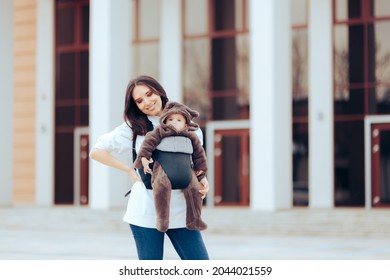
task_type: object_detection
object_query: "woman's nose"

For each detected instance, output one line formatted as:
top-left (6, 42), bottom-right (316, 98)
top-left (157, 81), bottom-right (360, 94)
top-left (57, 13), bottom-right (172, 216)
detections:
top-left (144, 97), bottom-right (151, 106)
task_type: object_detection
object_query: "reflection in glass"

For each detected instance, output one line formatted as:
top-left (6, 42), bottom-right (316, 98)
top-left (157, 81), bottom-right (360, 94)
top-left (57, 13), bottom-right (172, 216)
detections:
top-left (183, 39), bottom-right (210, 125)
top-left (291, 0), bottom-right (307, 25)
top-left (212, 96), bottom-right (248, 120)
top-left (292, 29), bottom-right (308, 117)
top-left (292, 29), bottom-right (308, 101)
top-left (334, 26), bottom-right (349, 88)
top-left (138, 0), bottom-right (160, 39)
top-left (334, 25), bottom-right (365, 87)
top-left (133, 44), bottom-right (159, 79)
top-left (184, 0), bottom-right (208, 35)
top-left (368, 22), bottom-right (390, 84)
top-left (374, 0), bottom-right (390, 17)
top-left (211, 35), bottom-right (249, 120)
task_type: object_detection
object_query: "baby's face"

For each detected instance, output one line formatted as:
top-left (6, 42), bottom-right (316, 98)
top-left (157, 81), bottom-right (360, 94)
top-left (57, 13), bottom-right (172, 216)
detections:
top-left (166, 113), bottom-right (187, 131)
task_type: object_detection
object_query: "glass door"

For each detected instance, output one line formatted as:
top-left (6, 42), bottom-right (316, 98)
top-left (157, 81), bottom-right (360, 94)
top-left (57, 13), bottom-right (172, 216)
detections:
top-left (214, 129), bottom-right (249, 206)
top-left (371, 123), bottom-right (390, 207)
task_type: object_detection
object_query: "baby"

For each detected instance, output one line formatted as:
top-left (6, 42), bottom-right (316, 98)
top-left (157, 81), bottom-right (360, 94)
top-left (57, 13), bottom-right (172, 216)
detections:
top-left (134, 101), bottom-right (207, 232)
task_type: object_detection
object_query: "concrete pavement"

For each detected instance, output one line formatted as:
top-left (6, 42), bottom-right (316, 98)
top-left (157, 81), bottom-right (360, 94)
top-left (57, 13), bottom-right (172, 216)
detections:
top-left (1, 206), bottom-right (389, 260)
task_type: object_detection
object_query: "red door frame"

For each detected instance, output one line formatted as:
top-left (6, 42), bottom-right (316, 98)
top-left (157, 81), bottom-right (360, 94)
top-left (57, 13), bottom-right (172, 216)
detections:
top-left (214, 129), bottom-right (249, 206)
top-left (371, 123), bottom-right (390, 208)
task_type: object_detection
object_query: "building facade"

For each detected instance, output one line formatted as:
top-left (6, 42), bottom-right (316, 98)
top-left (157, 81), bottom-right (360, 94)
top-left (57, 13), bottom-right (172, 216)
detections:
top-left (1, 0), bottom-right (389, 210)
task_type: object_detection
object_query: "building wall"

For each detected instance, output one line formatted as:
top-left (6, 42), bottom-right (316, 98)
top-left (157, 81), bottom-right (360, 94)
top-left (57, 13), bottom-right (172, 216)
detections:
top-left (0, 0), bottom-right (14, 206)
top-left (12, 0), bottom-right (37, 204)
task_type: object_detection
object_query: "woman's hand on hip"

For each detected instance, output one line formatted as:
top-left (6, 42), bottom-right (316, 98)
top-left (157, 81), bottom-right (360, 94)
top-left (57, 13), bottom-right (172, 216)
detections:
top-left (128, 168), bottom-right (141, 185)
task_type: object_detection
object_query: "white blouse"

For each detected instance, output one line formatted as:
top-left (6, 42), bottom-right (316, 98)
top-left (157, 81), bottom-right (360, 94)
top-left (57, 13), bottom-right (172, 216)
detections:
top-left (92, 116), bottom-right (204, 229)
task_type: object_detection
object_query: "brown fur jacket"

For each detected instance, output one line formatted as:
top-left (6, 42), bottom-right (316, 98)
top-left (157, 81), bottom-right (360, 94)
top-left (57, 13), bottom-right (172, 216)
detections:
top-left (134, 125), bottom-right (207, 180)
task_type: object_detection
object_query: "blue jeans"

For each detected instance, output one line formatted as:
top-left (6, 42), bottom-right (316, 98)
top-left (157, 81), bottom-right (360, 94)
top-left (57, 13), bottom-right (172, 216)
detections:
top-left (129, 224), bottom-right (209, 260)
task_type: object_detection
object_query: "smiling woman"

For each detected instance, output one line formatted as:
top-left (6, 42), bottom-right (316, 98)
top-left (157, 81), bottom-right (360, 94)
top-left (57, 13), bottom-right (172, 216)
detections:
top-left (89, 75), bottom-right (210, 260)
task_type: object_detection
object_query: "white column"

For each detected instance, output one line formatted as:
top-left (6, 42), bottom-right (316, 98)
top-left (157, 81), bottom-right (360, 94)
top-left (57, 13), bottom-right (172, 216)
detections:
top-left (0, 0), bottom-right (13, 206)
top-left (89, 0), bottom-right (132, 209)
top-left (35, 0), bottom-right (55, 206)
top-left (249, 0), bottom-right (292, 210)
top-left (308, 0), bottom-right (334, 208)
top-left (160, 0), bottom-right (182, 102)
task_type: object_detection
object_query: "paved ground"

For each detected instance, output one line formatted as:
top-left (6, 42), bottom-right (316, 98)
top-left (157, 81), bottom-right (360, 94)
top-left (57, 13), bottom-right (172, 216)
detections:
top-left (1, 206), bottom-right (390, 260)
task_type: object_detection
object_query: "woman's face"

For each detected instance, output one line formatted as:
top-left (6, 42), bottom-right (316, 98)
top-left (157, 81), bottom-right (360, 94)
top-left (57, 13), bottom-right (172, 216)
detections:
top-left (132, 84), bottom-right (163, 116)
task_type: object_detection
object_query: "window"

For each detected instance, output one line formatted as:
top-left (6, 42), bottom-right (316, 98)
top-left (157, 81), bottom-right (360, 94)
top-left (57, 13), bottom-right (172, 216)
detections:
top-left (182, 0), bottom-right (249, 125)
top-left (55, 0), bottom-right (89, 204)
top-left (132, 0), bottom-right (160, 78)
top-left (333, 0), bottom-right (390, 206)
top-left (291, 0), bottom-right (309, 206)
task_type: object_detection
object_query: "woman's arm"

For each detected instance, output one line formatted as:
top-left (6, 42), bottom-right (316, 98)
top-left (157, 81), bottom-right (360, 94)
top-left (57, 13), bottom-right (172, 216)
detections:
top-left (89, 147), bottom-right (141, 184)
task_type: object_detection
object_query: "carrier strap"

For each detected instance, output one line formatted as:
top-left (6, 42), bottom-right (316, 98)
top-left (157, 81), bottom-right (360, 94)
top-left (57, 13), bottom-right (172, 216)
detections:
top-left (124, 120), bottom-right (154, 197)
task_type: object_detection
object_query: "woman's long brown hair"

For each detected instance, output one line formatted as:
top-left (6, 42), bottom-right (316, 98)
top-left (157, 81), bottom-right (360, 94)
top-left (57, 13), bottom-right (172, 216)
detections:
top-left (123, 75), bottom-right (169, 139)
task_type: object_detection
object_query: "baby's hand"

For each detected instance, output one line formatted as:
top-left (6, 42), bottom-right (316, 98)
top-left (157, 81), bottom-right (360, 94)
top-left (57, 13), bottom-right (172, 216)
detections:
top-left (141, 157), bottom-right (153, 174)
top-left (195, 170), bottom-right (205, 176)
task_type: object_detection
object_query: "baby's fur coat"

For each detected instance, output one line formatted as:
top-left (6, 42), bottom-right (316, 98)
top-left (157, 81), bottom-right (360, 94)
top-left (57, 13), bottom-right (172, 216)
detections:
top-left (134, 101), bottom-right (207, 232)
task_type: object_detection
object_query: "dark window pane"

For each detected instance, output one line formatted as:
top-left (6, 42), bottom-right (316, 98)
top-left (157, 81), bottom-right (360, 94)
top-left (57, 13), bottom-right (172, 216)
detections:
top-left (56, 0), bottom-right (80, 3)
top-left (213, 0), bottom-right (242, 31)
top-left (80, 105), bottom-right (89, 126)
top-left (293, 123), bottom-right (308, 206)
top-left (348, 25), bottom-right (365, 84)
top-left (55, 132), bottom-right (74, 204)
top-left (56, 53), bottom-right (76, 100)
top-left (82, 5), bottom-right (89, 43)
top-left (293, 99), bottom-right (308, 117)
top-left (369, 87), bottom-right (390, 114)
top-left (56, 105), bottom-right (75, 127)
top-left (56, 7), bottom-right (75, 46)
top-left (220, 135), bottom-right (241, 203)
top-left (212, 96), bottom-right (249, 120)
top-left (212, 37), bottom-right (238, 91)
top-left (80, 51), bottom-right (89, 99)
top-left (379, 130), bottom-right (390, 203)
top-left (334, 121), bottom-right (365, 206)
top-left (334, 88), bottom-right (365, 115)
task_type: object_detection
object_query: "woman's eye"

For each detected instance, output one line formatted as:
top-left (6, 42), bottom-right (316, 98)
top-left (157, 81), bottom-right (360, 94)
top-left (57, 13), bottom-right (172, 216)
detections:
top-left (136, 99), bottom-right (143, 104)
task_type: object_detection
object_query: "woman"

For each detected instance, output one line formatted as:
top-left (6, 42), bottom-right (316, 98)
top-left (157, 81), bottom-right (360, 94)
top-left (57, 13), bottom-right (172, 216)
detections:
top-left (89, 75), bottom-right (210, 260)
